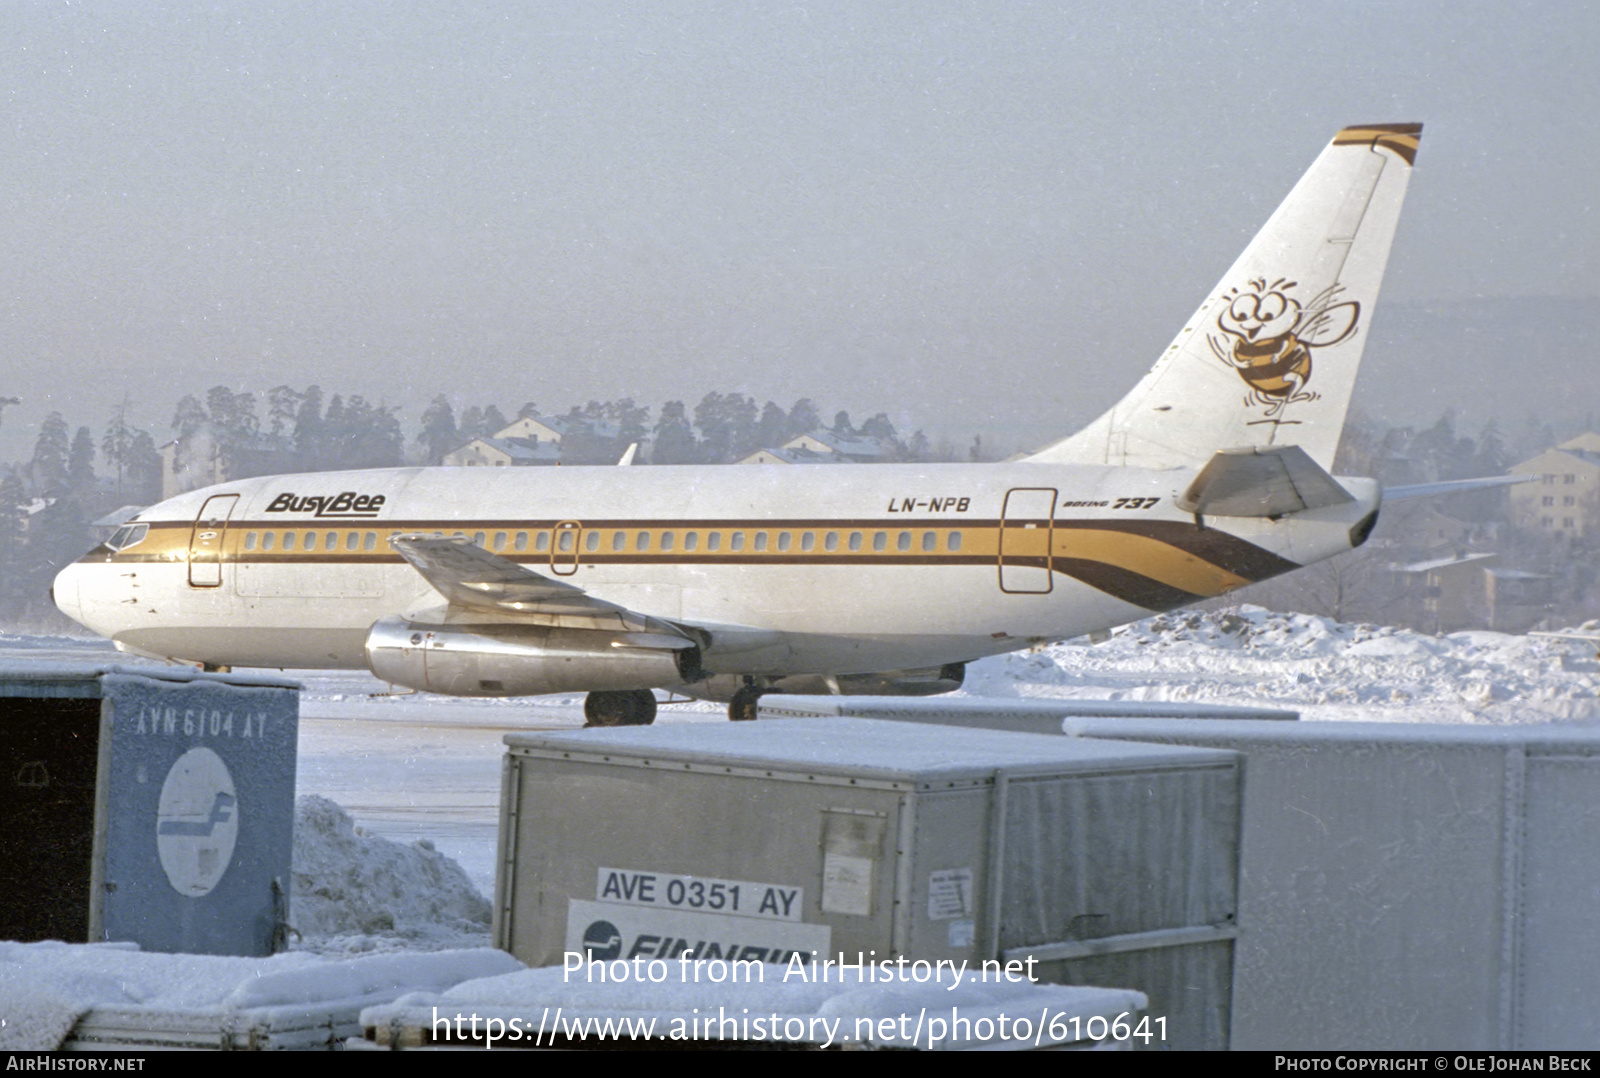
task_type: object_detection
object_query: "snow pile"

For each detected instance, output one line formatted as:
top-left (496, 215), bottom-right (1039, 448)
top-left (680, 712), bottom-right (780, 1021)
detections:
top-left (292, 796), bottom-right (492, 953)
top-left (963, 606), bottom-right (1600, 724)
top-left (0, 940), bottom-right (519, 1051)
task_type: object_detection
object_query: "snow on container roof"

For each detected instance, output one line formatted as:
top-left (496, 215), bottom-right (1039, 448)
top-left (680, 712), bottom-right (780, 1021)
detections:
top-left (0, 662), bottom-right (300, 694)
top-left (359, 962), bottom-right (1147, 1050)
top-left (0, 940), bottom-right (521, 1051)
top-left (503, 716), bottom-right (1234, 786)
top-left (1063, 717), bottom-right (1600, 750)
top-left (761, 694), bottom-right (1298, 722)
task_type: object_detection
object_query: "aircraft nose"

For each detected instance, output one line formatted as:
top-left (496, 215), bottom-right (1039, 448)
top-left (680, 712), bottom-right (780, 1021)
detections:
top-left (53, 560), bottom-right (88, 629)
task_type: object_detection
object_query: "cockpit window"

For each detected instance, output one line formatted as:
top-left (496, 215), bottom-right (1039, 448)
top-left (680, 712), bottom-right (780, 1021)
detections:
top-left (106, 523), bottom-right (149, 551)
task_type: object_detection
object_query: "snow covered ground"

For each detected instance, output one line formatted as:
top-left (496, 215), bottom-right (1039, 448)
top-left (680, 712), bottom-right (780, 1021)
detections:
top-left (959, 606), bottom-right (1600, 724)
top-left (3, 608), bottom-right (1597, 1046)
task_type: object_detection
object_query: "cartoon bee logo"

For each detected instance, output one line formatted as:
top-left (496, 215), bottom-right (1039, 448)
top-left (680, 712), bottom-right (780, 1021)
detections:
top-left (1209, 278), bottom-right (1360, 417)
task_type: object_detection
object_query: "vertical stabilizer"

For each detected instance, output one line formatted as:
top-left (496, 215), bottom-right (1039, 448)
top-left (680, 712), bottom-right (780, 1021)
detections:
top-left (1030, 124), bottom-right (1421, 470)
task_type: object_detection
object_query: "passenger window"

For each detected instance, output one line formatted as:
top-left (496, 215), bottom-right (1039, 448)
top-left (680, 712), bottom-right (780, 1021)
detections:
top-left (612, 531), bottom-right (626, 552)
top-left (364, 532), bottom-right (377, 551)
top-left (873, 532), bottom-right (887, 552)
top-left (535, 531), bottom-right (551, 552)
top-left (244, 532), bottom-right (257, 551)
top-left (636, 532), bottom-right (651, 551)
top-left (684, 532), bottom-right (698, 551)
top-left (849, 532), bottom-right (863, 551)
top-left (558, 531), bottom-right (575, 552)
top-left (473, 531), bottom-right (486, 547)
top-left (922, 531), bottom-right (936, 552)
top-left (948, 531), bottom-right (963, 552)
top-left (324, 532), bottom-right (337, 550)
top-left (661, 532), bottom-right (675, 552)
top-left (493, 532), bottom-right (507, 551)
top-left (514, 532), bottom-right (528, 552)
top-left (585, 530), bottom-right (600, 552)
top-left (346, 532), bottom-right (360, 551)
top-left (898, 531), bottom-right (912, 552)
top-left (304, 531), bottom-right (316, 550)
top-left (777, 532), bottom-right (792, 552)
top-left (731, 532), bottom-right (745, 551)
top-left (824, 532), bottom-right (839, 552)
top-left (282, 532), bottom-right (296, 551)
top-left (707, 532), bottom-right (722, 551)
top-left (754, 532), bottom-right (768, 552)
top-left (800, 532), bottom-right (815, 552)
top-left (262, 532), bottom-right (275, 551)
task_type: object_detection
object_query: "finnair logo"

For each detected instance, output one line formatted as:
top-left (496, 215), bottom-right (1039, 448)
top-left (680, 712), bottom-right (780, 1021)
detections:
top-left (157, 792), bottom-right (236, 837)
top-left (156, 748), bottom-right (240, 897)
top-left (264, 491), bottom-right (386, 517)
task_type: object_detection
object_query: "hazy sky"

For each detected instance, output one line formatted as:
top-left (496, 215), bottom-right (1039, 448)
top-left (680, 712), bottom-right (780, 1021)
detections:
top-left (4, 1), bottom-right (1595, 464)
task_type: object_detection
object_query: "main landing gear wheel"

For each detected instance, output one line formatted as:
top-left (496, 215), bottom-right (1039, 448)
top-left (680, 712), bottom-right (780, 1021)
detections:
top-left (728, 685), bottom-right (763, 722)
top-left (583, 689), bottom-right (658, 727)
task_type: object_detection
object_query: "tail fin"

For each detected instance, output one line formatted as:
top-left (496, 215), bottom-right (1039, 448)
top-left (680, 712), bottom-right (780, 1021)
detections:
top-left (1030, 123), bottom-right (1421, 471)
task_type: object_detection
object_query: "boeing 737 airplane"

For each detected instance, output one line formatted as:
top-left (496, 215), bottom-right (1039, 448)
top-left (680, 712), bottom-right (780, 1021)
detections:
top-left (56, 123), bottom-right (1425, 724)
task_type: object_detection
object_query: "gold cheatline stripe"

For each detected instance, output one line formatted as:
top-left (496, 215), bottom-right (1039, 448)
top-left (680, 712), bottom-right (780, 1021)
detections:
top-left (1332, 123), bottom-right (1421, 165)
top-left (124, 522), bottom-right (1264, 596)
top-left (1059, 529), bottom-right (1251, 596)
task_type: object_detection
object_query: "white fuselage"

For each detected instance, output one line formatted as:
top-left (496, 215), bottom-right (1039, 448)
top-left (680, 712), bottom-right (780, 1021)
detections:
top-left (53, 460), bottom-right (1378, 681)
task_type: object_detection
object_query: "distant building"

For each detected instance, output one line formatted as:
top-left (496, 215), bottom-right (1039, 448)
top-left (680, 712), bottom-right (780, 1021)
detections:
top-left (735, 446), bottom-right (849, 465)
top-left (443, 414), bottom-right (624, 468)
top-left (1388, 503), bottom-right (1478, 558)
top-left (1390, 552), bottom-right (1497, 633)
top-left (17, 496), bottom-right (56, 537)
top-left (444, 436), bottom-right (562, 468)
top-left (1508, 435), bottom-right (1600, 540)
top-left (1484, 567), bottom-right (1554, 632)
top-left (781, 429), bottom-right (893, 463)
top-left (736, 427), bottom-right (897, 466)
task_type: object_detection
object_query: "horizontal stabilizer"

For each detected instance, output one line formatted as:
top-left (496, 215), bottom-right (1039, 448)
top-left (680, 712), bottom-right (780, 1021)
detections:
top-left (1384, 475), bottom-right (1536, 501)
top-left (1177, 445), bottom-right (1354, 518)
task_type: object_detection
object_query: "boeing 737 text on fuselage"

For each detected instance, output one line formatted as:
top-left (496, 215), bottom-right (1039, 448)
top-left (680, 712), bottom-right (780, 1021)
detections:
top-left (55, 124), bottom-right (1423, 724)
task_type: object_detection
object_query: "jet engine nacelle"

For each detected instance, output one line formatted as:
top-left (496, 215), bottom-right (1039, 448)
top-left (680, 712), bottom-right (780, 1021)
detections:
top-left (365, 616), bottom-right (701, 697)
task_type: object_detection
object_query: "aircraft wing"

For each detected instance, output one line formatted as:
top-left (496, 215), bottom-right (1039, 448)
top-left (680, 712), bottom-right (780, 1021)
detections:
top-left (389, 534), bottom-right (663, 625)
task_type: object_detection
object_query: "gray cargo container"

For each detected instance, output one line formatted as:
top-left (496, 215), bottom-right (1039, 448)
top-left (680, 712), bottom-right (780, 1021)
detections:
top-left (1067, 718), bottom-right (1600, 1050)
top-left (496, 718), bottom-right (1241, 1049)
top-left (0, 664), bottom-right (298, 956)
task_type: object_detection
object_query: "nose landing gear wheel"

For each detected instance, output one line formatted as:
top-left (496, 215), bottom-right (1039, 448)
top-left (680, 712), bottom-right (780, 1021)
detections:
top-left (584, 689), bottom-right (658, 727)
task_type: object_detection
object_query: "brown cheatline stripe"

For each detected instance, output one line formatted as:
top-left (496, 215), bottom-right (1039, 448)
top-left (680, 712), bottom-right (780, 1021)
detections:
top-left (1051, 558), bottom-right (1203, 610)
top-left (1053, 529), bottom-right (1248, 597)
top-left (1055, 519), bottom-right (1299, 581)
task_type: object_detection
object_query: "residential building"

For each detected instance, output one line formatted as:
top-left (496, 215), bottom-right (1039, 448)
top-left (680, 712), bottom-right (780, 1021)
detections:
top-left (1509, 436), bottom-right (1600, 541)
